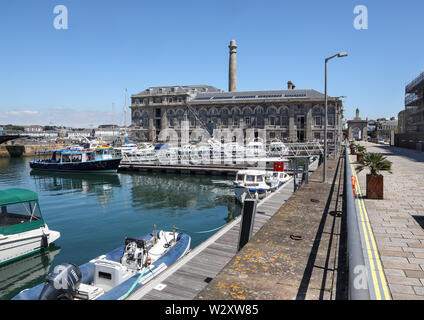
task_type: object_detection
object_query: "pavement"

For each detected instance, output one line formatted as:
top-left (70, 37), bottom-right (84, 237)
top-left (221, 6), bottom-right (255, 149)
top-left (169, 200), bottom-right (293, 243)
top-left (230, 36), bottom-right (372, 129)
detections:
top-left (196, 156), bottom-right (348, 300)
top-left (355, 142), bottom-right (424, 300)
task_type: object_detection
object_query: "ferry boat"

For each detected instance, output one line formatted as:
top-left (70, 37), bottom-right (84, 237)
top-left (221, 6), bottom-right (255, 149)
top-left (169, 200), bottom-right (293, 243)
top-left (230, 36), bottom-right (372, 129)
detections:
top-left (30, 146), bottom-right (122, 173)
top-left (233, 170), bottom-right (271, 203)
top-left (13, 228), bottom-right (191, 300)
top-left (0, 188), bottom-right (61, 266)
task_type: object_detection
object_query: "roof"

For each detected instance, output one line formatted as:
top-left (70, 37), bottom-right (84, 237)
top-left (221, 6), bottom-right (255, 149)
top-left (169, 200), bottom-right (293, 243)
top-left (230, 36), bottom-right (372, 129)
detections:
top-left (133, 85), bottom-right (224, 97)
top-left (192, 89), bottom-right (330, 102)
top-left (0, 188), bottom-right (38, 206)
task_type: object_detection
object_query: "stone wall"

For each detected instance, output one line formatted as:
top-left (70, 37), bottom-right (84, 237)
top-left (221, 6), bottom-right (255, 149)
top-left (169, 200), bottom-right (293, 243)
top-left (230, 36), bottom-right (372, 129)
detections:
top-left (395, 133), bottom-right (424, 150)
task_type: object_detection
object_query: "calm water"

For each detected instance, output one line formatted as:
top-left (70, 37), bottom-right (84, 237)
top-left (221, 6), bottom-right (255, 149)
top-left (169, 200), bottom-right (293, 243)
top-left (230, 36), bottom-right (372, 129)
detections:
top-left (0, 157), bottom-right (240, 300)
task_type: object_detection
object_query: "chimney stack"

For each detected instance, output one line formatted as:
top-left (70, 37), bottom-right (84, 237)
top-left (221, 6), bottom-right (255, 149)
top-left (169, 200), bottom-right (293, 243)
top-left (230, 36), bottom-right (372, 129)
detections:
top-left (287, 81), bottom-right (295, 90)
top-left (228, 40), bottom-right (237, 92)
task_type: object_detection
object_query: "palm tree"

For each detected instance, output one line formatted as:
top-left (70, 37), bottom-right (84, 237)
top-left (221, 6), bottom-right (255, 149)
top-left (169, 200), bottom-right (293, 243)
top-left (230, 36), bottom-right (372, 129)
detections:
top-left (356, 152), bottom-right (392, 175)
top-left (356, 152), bottom-right (392, 199)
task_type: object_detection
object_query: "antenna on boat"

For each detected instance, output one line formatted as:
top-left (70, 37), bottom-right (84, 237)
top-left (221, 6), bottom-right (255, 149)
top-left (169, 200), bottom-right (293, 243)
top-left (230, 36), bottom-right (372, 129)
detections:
top-left (172, 225), bottom-right (176, 243)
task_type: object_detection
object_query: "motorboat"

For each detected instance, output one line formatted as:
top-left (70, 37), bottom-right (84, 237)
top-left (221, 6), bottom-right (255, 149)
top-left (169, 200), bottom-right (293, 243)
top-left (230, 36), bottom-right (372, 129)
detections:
top-left (115, 143), bottom-right (138, 154)
top-left (0, 188), bottom-right (61, 266)
top-left (13, 228), bottom-right (191, 300)
top-left (233, 170), bottom-right (271, 203)
top-left (30, 146), bottom-right (122, 173)
top-left (267, 140), bottom-right (290, 157)
top-left (265, 171), bottom-right (291, 192)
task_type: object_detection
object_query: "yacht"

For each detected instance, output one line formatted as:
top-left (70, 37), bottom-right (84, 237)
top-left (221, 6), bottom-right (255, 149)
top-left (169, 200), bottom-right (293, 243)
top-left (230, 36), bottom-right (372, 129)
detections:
top-left (265, 171), bottom-right (291, 192)
top-left (0, 189), bottom-right (60, 266)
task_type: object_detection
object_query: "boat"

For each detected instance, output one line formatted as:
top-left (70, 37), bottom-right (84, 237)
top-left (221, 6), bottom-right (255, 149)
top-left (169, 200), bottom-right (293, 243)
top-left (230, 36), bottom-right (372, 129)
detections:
top-left (30, 146), bottom-right (122, 173)
top-left (265, 171), bottom-right (291, 192)
top-left (0, 188), bottom-right (61, 266)
top-left (267, 139), bottom-right (290, 157)
top-left (233, 170), bottom-right (271, 203)
top-left (115, 143), bottom-right (138, 154)
top-left (13, 228), bottom-right (191, 300)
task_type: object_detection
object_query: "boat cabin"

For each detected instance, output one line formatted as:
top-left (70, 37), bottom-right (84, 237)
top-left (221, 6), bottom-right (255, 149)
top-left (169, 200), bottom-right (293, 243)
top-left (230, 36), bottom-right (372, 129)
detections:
top-left (0, 189), bottom-right (45, 236)
top-left (235, 170), bottom-right (267, 185)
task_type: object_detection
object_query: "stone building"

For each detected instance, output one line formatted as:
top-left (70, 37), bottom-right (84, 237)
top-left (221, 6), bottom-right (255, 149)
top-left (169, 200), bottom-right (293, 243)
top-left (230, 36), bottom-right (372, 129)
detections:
top-left (130, 40), bottom-right (344, 144)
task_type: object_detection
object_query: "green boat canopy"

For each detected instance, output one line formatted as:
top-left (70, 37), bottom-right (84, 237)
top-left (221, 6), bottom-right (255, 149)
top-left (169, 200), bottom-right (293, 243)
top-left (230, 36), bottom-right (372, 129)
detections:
top-left (0, 188), bottom-right (39, 206)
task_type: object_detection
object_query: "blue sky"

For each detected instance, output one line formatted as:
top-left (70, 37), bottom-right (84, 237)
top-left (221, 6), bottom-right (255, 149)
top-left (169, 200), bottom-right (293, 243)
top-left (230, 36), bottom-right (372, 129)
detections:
top-left (0, 0), bottom-right (423, 127)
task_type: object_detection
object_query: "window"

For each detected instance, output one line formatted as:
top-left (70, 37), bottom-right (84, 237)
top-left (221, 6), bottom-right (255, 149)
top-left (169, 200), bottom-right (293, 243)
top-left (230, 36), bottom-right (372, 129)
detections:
top-left (269, 117), bottom-right (275, 126)
top-left (281, 116), bottom-right (288, 126)
top-left (314, 116), bottom-right (322, 126)
top-left (328, 116), bottom-right (334, 126)
top-left (256, 176), bottom-right (263, 182)
top-left (246, 175), bottom-right (255, 182)
top-left (314, 132), bottom-right (321, 140)
top-left (233, 118), bottom-right (239, 126)
top-left (245, 117), bottom-right (251, 126)
top-left (270, 132), bottom-right (276, 139)
top-left (237, 174), bottom-right (245, 182)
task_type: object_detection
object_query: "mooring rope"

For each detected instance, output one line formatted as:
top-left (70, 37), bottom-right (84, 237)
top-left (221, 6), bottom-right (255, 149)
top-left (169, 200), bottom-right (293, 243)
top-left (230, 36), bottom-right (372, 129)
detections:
top-left (119, 267), bottom-right (149, 300)
top-left (175, 223), bottom-right (228, 234)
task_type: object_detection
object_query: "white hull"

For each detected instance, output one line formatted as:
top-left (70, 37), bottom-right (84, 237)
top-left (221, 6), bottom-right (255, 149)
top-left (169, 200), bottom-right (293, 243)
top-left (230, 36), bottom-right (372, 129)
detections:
top-left (0, 226), bottom-right (60, 266)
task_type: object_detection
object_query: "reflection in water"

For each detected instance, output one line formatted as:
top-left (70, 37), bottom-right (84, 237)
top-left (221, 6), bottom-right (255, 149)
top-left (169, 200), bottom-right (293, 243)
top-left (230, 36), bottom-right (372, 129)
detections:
top-left (0, 158), bottom-right (241, 299)
top-left (30, 171), bottom-right (121, 205)
top-left (0, 245), bottom-right (61, 300)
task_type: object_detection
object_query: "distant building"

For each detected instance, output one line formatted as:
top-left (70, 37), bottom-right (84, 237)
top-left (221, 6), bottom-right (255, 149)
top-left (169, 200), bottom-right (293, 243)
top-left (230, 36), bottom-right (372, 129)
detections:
top-left (377, 118), bottom-right (398, 141)
top-left (130, 41), bottom-right (344, 144)
top-left (24, 125), bottom-right (43, 133)
top-left (403, 72), bottom-right (424, 133)
top-left (347, 108), bottom-right (368, 141)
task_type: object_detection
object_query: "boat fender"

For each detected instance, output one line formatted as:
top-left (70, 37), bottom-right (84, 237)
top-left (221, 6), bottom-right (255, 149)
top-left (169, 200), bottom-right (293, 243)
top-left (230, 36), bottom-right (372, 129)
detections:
top-left (146, 258), bottom-right (152, 265)
top-left (258, 188), bottom-right (265, 192)
top-left (249, 188), bottom-right (256, 192)
top-left (42, 234), bottom-right (48, 249)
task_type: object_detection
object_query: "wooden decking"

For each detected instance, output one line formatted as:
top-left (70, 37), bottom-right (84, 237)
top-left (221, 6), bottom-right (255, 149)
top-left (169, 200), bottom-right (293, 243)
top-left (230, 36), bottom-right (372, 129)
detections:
top-left (128, 179), bottom-right (294, 300)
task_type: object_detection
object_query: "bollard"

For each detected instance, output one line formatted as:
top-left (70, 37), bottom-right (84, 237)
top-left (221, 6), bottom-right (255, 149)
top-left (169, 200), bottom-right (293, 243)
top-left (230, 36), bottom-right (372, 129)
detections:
top-left (238, 199), bottom-right (257, 251)
top-left (304, 159), bottom-right (309, 185)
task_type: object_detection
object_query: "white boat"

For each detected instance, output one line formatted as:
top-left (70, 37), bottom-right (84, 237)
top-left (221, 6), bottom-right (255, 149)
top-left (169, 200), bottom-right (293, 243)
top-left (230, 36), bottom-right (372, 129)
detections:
top-left (233, 170), bottom-right (271, 203)
top-left (14, 229), bottom-right (191, 300)
top-left (115, 143), bottom-right (138, 153)
top-left (0, 189), bottom-right (61, 266)
top-left (267, 139), bottom-right (290, 157)
top-left (265, 171), bottom-right (291, 191)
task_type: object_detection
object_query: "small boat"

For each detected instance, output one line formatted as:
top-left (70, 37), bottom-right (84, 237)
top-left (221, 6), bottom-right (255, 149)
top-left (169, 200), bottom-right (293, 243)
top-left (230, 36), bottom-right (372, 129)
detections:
top-left (115, 143), bottom-right (138, 154)
top-left (0, 188), bottom-right (61, 266)
top-left (265, 171), bottom-right (291, 191)
top-left (30, 146), bottom-right (122, 173)
top-left (233, 170), bottom-right (271, 203)
top-left (13, 228), bottom-right (191, 300)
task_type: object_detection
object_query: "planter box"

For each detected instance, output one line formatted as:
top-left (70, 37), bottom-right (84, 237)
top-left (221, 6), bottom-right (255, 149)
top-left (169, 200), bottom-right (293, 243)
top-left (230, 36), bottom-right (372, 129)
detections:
top-left (350, 147), bottom-right (356, 155)
top-left (357, 154), bottom-right (364, 162)
top-left (366, 174), bottom-right (384, 199)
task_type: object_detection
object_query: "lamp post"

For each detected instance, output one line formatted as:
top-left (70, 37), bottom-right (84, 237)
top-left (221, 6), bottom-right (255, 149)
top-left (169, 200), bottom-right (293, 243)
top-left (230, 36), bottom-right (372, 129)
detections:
top-left (323, 52), bottom-right (347, 183)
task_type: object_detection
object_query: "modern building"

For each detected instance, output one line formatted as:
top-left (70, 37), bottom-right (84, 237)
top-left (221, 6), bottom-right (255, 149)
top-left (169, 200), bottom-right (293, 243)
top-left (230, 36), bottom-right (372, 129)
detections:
top-left (130, 40), bottom-right (344, 145)
top-left (403, 72), bottom-right (424, 133)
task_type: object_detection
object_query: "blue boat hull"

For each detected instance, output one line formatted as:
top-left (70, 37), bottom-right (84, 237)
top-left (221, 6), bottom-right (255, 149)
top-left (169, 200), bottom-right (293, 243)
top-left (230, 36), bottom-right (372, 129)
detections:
top-left (13, 231), bottom-right (191, 300)
top-left (29, 158), bottom-right (122, 173)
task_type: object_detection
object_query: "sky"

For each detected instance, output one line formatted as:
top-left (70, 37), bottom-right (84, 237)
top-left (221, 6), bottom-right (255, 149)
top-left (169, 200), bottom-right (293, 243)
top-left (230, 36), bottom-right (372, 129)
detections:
top-left (0, 0), bottom-right (423, 127)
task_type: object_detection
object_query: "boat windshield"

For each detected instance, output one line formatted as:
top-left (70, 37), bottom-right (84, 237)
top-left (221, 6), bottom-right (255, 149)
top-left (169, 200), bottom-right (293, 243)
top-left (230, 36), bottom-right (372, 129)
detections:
top-left (256, 176), bottom-right (263, 182)
top-left (236, 174), bottom-right (245, 182)
top-left (0, 201), bottom-right (42, 227)
top-left (246, 175), bottom-right (255, 182)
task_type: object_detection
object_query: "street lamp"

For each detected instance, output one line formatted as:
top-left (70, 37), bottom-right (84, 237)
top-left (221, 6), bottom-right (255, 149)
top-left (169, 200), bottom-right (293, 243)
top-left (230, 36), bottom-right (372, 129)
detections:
top-left (323, 52), bottom-right (348, 183)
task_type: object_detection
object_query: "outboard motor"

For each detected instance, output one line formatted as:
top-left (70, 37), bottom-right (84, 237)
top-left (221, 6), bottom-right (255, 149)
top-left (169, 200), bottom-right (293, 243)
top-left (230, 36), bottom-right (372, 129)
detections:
top-left (38, 263), bottom-right (82, 300)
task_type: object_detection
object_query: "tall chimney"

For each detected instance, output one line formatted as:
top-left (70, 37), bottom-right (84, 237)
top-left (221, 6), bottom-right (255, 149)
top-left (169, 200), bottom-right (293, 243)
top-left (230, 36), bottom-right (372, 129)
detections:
top-left (228, 40), bottom-right (237, 92)
top-left (287, 81), bottom-right (295, 90)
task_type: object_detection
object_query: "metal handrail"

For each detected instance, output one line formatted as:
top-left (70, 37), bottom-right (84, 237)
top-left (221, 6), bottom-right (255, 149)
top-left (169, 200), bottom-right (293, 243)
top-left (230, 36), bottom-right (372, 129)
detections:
top-left (345, 146), bottom-right (370, 300)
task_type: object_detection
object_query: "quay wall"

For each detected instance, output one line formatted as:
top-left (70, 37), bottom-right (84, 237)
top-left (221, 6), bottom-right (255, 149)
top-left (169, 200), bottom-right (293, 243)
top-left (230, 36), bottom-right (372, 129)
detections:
top-left (197, 155), bottom-right (347, 300)
top-left (3, 142), bottom-right (66, 157)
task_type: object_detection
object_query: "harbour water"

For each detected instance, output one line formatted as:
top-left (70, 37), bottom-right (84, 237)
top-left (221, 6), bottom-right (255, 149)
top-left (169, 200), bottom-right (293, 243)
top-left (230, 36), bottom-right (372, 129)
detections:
top-left (0, 157), bottom-right (240, 300)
